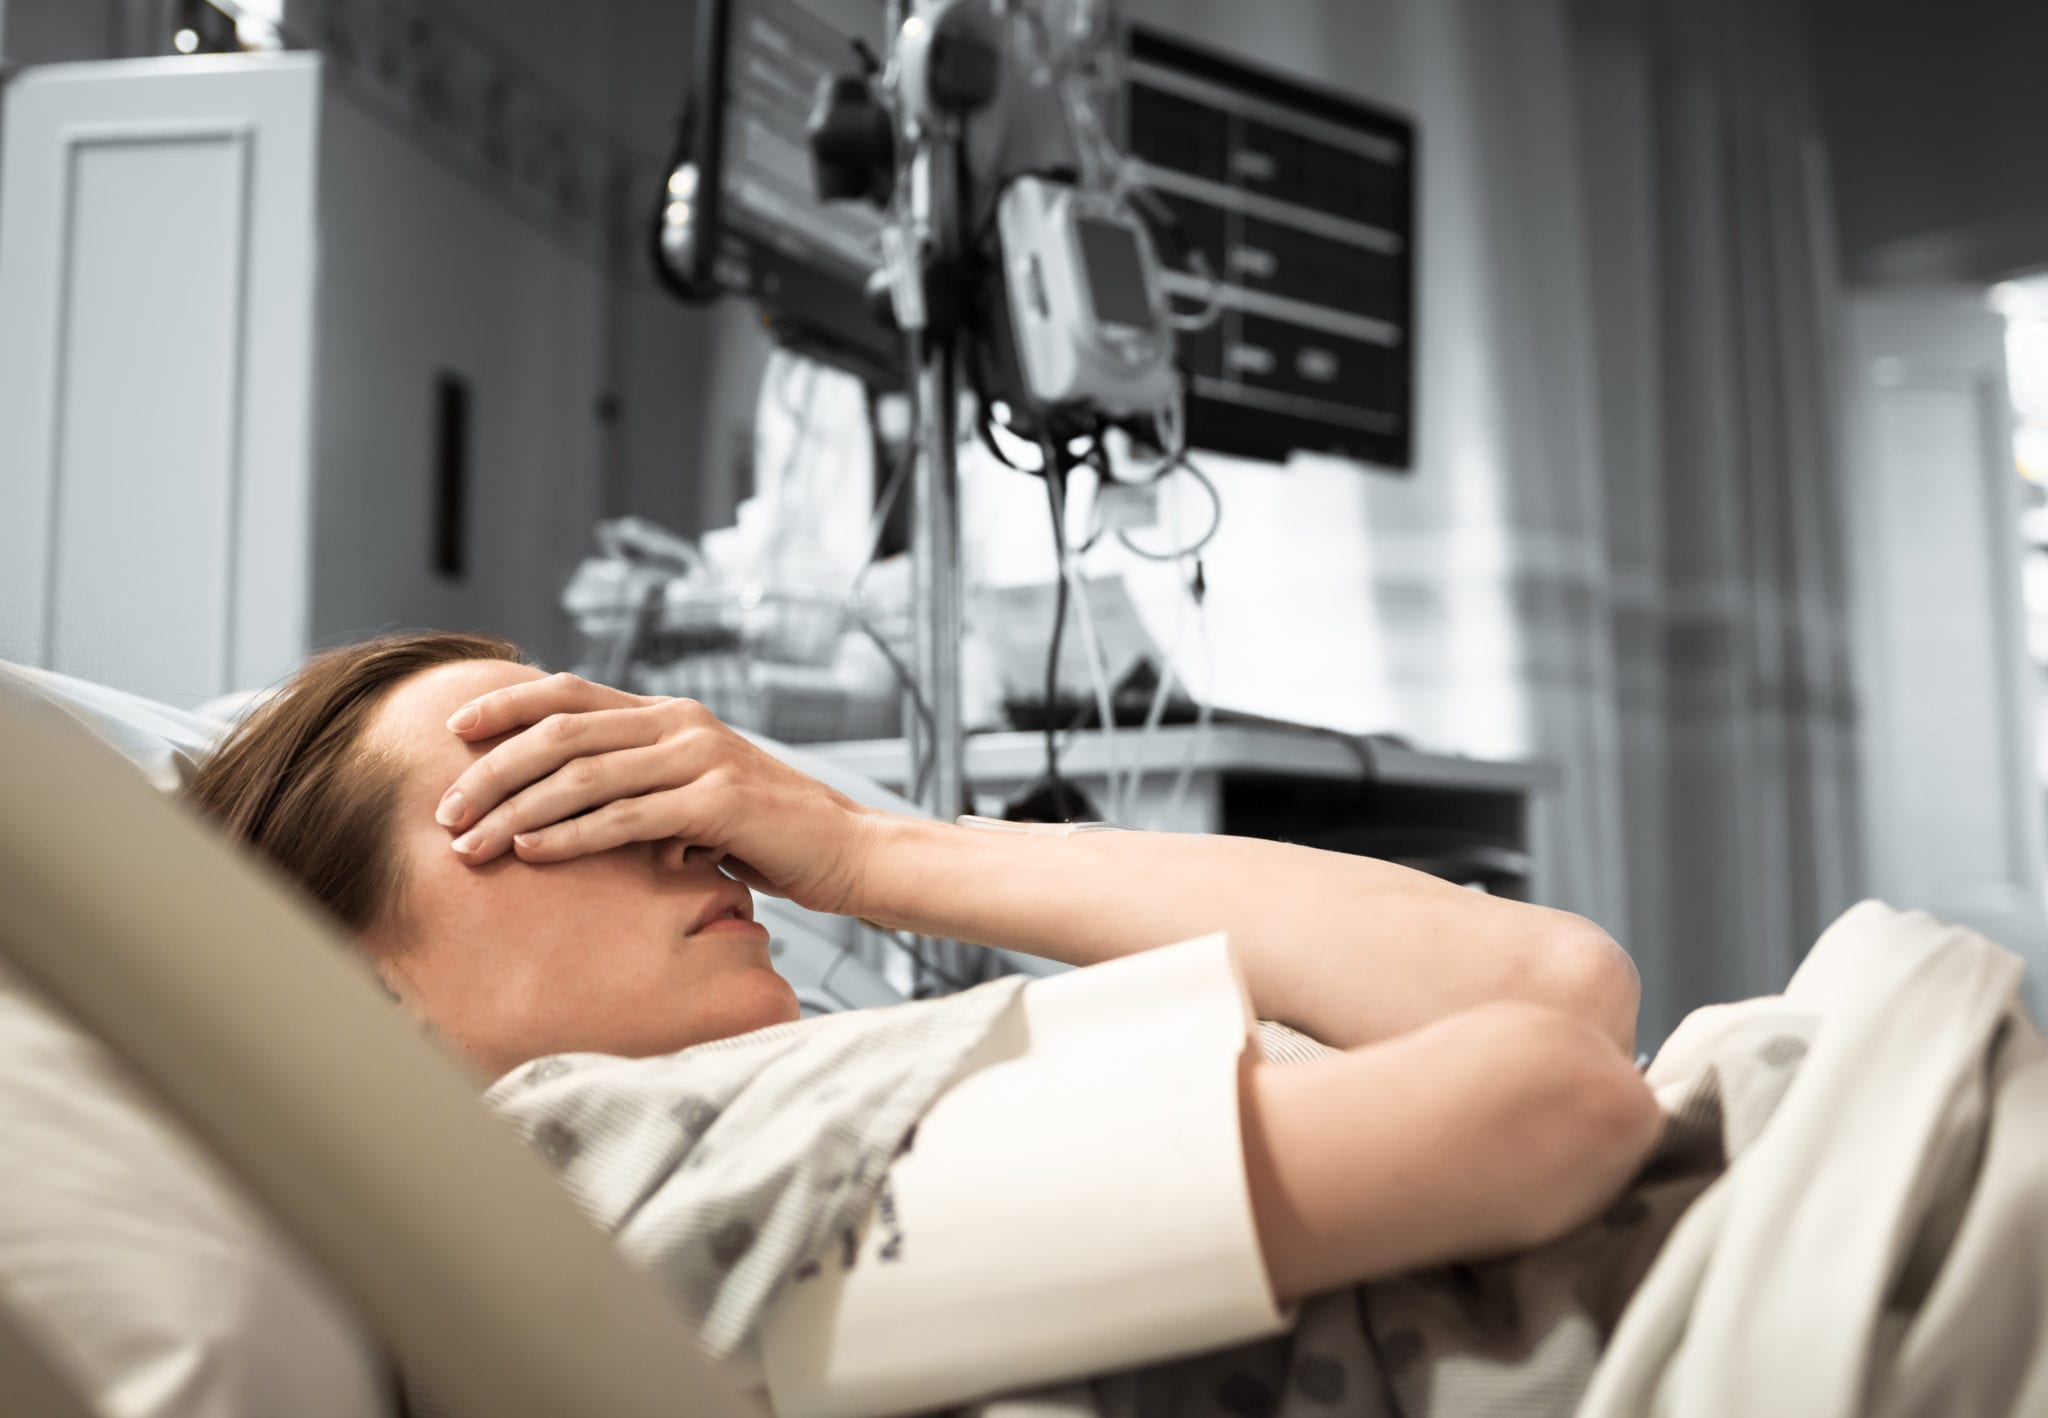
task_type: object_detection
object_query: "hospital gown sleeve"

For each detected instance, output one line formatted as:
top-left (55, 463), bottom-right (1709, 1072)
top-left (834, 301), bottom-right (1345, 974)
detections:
top-left (760, 933), bottom-right (1296, 1418)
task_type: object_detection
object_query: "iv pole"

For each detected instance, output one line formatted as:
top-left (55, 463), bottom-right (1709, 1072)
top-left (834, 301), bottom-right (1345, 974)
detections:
top-left (908, 167), bottom-right (966, 831)
top-left (897, 2), bottom-right (969, 834)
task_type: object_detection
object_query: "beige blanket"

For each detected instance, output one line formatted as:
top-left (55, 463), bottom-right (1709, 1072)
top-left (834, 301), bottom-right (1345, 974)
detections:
top-left (1581, 900), bottom-right (2048, 1417)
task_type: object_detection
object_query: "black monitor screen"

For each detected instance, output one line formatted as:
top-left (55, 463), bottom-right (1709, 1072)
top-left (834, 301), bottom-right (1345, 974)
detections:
top-left (1076, 215), bottom-right (1158, 332)
top-left (719, 0), bottom-right (886, 281)
top-left (1124, 27), bottom-right (1417, 469)
top-left (680, 0), bottom-right (899, 385)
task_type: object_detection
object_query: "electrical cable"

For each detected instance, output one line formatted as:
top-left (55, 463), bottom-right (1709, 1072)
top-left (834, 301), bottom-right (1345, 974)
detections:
top-left (1147, 386), bottom-right (1188, 472)
top-left (1120, 488), bottom-right (1194, 818)
top-left (1016, 429), bottom-right (1127, 824)
top-left (1121, 609), bottom-right (1182, 821)
top-left (1297, 721), bottom-right (1379, 779)
top-left (857, 388), bottom-right (917, 561)
top-left (1162, 559), bottom-right (1215, 826)
top-left (848, 366), bottom-right (937, 801)
top-left (858, 919), bottom-right (976, 994)
top-left (1058, 499), bottom-right (1129, 821)
top-left (1065, 590), bottom-right (1124, 820)
top-left (1161, 244), bottom-right (1225, 334)
top-left (1039, 440), bottom-right (1072, 790)
top-left (1071, 431), bottom-right (1133, 554)
top-left (975, 397), bottom-right (1042, 473)
top-left (1027, 434), bottom-right (1115, 821)
top-left (843, 122), bottom-right (939, 800)
top-left (1116, 453), bottom-right (1223, 561)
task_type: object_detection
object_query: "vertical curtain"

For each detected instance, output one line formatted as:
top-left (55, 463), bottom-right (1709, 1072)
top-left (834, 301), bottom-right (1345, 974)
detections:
top-left (1473, 0), bottom-right (1864, 1042)
top-left (1334, 0), bottom-right (1860, 1044)
top-left (940, 0), bottom-right (1865, 1043)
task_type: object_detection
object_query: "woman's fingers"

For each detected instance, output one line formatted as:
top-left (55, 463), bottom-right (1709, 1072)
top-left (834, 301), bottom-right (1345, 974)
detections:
top-left (451, 740), bottom-right (715, 863)
top-left (444, 671), bottom-right (649, 740)
top-left (431, 675), bottom-right (875, 913)
top-left (438, 705), bottom-right (671, 831)
top-left (506, 788), bottom-right (698, 863)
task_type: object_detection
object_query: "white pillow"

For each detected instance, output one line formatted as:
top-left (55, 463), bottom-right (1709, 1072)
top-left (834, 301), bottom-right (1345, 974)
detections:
top-left (0, 660), bottom-right (392, 1418)
top-left (0, 663), bottom-right (227, 792)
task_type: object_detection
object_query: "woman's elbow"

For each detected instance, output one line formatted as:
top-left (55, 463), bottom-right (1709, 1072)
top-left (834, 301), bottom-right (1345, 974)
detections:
top-left (1493, 1004), bottom-right (1662, 1248)
top-left (1533, 917), bottom-right (1642, 1056)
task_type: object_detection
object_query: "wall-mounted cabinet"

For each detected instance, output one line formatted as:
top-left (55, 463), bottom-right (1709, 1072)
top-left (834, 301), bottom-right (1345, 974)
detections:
top-left (0, 54), bottom-right (609, 705)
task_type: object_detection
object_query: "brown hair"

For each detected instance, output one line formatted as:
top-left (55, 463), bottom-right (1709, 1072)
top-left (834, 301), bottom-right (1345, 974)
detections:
top-left (182, 630), bottom-right (528, 936)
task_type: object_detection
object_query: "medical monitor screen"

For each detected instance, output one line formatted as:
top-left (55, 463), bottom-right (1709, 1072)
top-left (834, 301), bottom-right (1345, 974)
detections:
top-left (685, 0), bottom-right (897, 384)
top-left (1076, 216), bottom-right (1159, 332)
top-left (719, 0), bottom-right (885, 281)
top-left (1124, 28), bottom-right (1417, 469)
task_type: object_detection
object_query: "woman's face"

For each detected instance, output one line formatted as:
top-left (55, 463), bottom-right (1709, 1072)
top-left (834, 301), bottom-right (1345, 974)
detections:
top-left (364, 659), bottom-right (799, 1077)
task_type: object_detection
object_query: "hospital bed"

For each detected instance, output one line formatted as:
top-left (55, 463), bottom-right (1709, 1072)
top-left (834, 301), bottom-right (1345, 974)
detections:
top-left (24, 657), bottom-right (2038, 1418)
top-left (0, 662), bottom-right (932, 1418)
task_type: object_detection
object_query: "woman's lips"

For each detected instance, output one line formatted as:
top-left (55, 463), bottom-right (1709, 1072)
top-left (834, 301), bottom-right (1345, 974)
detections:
top-left (694, 916), bottom-right (768, 937)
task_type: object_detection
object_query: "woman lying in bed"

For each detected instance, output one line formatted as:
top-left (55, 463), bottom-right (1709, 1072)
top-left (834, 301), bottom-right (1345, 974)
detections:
top-left (184, 629), bottom-right (1660, 1409)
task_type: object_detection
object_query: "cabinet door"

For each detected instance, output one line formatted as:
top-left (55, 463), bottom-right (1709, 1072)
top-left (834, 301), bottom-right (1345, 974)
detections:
top-left (1847, 288), bottom-right (2048, 1001)
top-left (0, 55), bottom-right (318, 706)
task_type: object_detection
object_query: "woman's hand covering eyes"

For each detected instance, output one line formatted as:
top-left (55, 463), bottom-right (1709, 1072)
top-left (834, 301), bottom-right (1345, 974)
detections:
top-left (432, 673), bottom-right (879, 916)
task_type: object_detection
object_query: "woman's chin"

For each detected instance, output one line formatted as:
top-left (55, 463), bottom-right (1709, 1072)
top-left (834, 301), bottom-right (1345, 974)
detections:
top-left (687, 962), bottom-right (802, 1040)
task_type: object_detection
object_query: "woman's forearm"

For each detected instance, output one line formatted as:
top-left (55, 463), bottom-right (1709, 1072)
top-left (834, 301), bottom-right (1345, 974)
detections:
top-left (847, 814), bottom-right (1640, 1052)
top-left (1241, 1001), bottom-right (1662, 1299)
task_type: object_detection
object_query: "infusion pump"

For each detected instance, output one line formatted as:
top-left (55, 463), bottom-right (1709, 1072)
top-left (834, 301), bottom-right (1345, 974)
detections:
top-left (995, 175), bottom-right (1180, 422)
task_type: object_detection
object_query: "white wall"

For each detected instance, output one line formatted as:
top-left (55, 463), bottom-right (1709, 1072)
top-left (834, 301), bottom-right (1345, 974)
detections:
top-left (302, 0), bottom-right (747, 662)
top-left (433, 0), bottom-right (694, 154)
top-left (428, 0), bottom-right (742, 537)
top-left (311, 88), bottom-right (608, 669)
top-left (0, 0), bottom-right (124, 65)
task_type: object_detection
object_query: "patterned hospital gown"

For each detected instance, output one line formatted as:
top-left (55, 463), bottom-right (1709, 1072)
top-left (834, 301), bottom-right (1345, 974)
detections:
top-left (433, 980), bottom-right (1794, 1418)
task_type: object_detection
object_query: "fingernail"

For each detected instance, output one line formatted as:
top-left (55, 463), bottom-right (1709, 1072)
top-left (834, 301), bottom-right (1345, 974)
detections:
top-left (451, 830), bottom-right (481, 854)
top-left (513, 833), bottom-right (538, 849)
top-left (435, 791), bottom-right (465, 827)
top-left (446, 705), bottom-right (480, 732)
